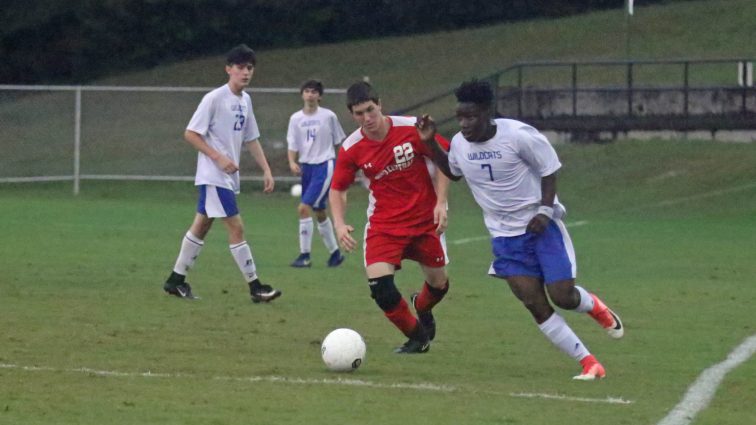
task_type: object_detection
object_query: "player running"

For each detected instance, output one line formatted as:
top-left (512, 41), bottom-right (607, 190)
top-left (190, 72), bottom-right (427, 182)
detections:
top-left (163, 44), bottom-right (282, 303)
top-left (286, 79), bottom-right (347, 268)
top-left (329, 82), bottom-right (451, 354)
top-left (420, 79), bottom-right (623, 380)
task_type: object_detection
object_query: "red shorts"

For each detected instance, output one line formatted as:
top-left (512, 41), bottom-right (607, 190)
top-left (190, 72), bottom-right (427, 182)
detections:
top-left (364, 226), bottom-right (446, 270)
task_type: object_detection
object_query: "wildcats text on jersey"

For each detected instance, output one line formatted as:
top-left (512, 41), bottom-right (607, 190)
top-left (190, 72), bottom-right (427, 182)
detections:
top-left (467, 151), bottom-right (503, 160)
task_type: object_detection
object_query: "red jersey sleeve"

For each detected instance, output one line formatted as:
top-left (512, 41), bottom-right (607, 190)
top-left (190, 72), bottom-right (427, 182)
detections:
top-left (415, 133), bottom-right (450, 156)
top-left (331, 146), bottom-right (359, 191)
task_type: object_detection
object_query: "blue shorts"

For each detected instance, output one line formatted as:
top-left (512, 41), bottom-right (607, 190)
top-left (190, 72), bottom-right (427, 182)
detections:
top-left (197, 185), bottom-right (239, 218)
top-left (488, 220), bottom-right (576, 285)
top-left (301, 160), bottom-right (334, 211)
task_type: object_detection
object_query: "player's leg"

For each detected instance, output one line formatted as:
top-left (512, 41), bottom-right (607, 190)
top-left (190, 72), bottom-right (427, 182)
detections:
top-left (411, 232), bottom-right (450, 341)
top-left (211, 188), bottom-right (280, 303)
top-left (291, 164), bottom-right (315, 267)
top-left (164, 186), bottom-right (218, 299)
top-left (490, 234), bottom-right (603, 380)
top-left (314, 208), bottom-right (344, 267)
top-left (538, 219), bottom-right (623, 339)
top-left (306, 159), bottom-right (344, 267)
top-left (506, 275), bottom-right (604, 380)
top-left (291, 202), bottom-right (314, 267)
top-left (365, 231), bottom-right (428, 353)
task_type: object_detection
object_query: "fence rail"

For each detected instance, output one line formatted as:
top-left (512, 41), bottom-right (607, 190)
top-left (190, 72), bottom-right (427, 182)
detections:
top-left (0, 84), bottom-right (347, 194)
top-left (394, 58), bottom-right (756, 136)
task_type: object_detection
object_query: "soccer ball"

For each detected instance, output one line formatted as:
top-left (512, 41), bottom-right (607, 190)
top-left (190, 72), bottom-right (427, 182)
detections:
top-left (290, 183), bottom-right (302, 197)
top-left (321, 328), bottom-right (366, 372)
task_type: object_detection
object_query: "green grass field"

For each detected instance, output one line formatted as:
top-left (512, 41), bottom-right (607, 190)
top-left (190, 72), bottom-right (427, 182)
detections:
top-left (1, 140), bottom-right (755, 424)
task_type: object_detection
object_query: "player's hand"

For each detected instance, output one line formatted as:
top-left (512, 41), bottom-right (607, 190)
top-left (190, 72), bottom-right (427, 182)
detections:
top-left (526, 214), bottom-right (550, 234)
top-left (433, 204), bottom-right (448, 234)
top-left (415, 114), bottom-right (437, 143)
top-left (216, 155), bottom-right (239, 174)
top-left (289, 162), bottom-right (301, 175)
top-left (335, 223), bottom-right (356, 252)
top-left (262, 171), bottom-right (274, 193)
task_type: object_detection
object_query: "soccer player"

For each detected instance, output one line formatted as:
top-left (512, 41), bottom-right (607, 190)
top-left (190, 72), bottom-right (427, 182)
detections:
top-left (419, 80), bottom-right (624, 380)
top-left (163, 44), bottom-right (282, 303)
top-left (287, 79), bottom-right (347, 268)
top-left (329, 82), bottom-right (451, 354)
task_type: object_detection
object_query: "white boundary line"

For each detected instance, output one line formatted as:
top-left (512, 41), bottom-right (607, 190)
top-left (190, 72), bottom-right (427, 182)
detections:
top-left (510, 392), bottom-right (633, 405)
top-left (450, 220), bottom-right (589, 245)
top-left (0, 362), bottom-right (632, 404)
top-left (655, 333), bottom-right (756, 425)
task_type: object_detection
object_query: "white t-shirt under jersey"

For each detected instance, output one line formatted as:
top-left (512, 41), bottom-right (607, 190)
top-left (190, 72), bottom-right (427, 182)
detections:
top-left (448, 118), bottom-right (565, 237)
top-left (187, 84), bottom-right (260, 193)
top-left (286, 107), bottom-right (345, 164)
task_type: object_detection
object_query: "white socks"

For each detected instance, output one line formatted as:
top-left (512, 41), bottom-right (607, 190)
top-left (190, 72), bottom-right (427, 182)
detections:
top-left (230, 241), bottom-right (258, 283)
top-left (173, 231), bottom-right (204, 275)
top-left (574, 285), bottom-right (595, 313)
top-left (538, 312), bottom-right (590, 361)
top-left (318, 217), bottom-right (339, 254)
top-left (299, 218), bottom-right (314, 254)
top-left (300, 217), bottom-right (339, 254)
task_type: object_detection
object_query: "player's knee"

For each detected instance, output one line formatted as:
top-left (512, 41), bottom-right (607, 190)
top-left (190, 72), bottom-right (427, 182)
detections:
top-left (368, 275), bottom-right (401, 312)
top-left (546, 283), bottom-right (580, 310)
top-left (297, 203), bottom-right (312, 218)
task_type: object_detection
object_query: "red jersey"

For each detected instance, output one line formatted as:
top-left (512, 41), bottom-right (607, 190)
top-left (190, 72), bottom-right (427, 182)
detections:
top-left (331, 116), bottom-right (450, 235)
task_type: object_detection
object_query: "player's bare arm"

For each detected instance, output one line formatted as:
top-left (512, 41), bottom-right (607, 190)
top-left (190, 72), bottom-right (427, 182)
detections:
top-left (184, 129), bottom-right (239, 174)
top-left (433, 168), bottom-right (450, 234)
top-left (246, 139), bottom-right (275, 193)
top-left (328, 188), bottom-right (356, 252)
top-left (526, 173), bottom-right (557, 234)
top-left (287, 150), bottom-right (301, 175)
top-left (415, 115), bottom-right (460, 181)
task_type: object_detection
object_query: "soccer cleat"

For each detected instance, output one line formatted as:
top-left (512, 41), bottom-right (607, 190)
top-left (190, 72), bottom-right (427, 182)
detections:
top-left (326, 249), bottom-right (345, 267)
top-left (393, 337), bottom-right (431, 354)
top-left (249, 281), bottom-right (282, 303)
top-left (573, 356), bottom-right (606, 381)
top-left (163, 281), bottom-right (199, 300)
top-left (411, 292), bottom-right (436, 341)
top-left (290, 253), bottom-right (312, 268)
top-left (588, 294), bottom-right (624, 339)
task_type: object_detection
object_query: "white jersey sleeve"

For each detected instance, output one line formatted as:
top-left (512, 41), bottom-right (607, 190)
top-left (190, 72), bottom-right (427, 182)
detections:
top-left (447, 140), bottom-right (464, 177)
top-left (186, 92), bottom-right (214, 135)
top-left (242, 93), bottom-right (260, 143)
top-left (514, 124), bottom-right (561, 177)
top-left (286, 111), bottom-right (300, 152)
top-left (330, 111), bottom-right (346, 146)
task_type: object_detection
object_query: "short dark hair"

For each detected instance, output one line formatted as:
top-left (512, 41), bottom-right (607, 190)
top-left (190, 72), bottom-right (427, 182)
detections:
top-left (454, 79), bottom-right (494, 107)
top-left (226, 44), bottom-right (256, 66)
top-left (300, 79), bottom-right (324, 96)
top-left (346, 81), bottom-right (380, 111)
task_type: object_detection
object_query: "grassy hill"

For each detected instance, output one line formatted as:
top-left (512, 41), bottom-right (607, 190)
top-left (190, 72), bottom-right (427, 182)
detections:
top-left (1, 0), bottom-right (754, 180)
top-left (99, 0), bottom-right (756, 109)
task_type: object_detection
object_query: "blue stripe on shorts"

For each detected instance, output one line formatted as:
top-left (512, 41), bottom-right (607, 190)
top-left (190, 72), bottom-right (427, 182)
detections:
top-left (300, 160), bottom-right (334, 211)
top-left (490, 220), bottom-right (575, 284)
top-left (197, 185), bottom-right (239, 217)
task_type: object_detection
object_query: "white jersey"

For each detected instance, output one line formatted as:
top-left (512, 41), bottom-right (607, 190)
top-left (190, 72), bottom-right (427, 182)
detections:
top-left (286, 107), bottom-right (345, 164)
top-left (187, 84), bottom-right (260, 193)
top-left (448, 118), bottom-right (565, 237)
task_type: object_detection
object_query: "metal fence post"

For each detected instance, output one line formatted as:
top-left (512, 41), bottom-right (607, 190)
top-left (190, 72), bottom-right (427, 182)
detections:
top-left (627, 62), bottom-right (634, 117)
top-left (683, 61), bottom-right (689, 118)
top-left (74, 87), bottom-right (81, 195)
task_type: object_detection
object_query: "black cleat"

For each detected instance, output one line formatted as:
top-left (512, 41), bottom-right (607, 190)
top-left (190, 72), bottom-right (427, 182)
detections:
top-left (394, 337), bottom-right (430, 354)
top-left (411, 292), bottom-right (436, 341)
top-left (326, 249), bottom-right (345, 267)
top-left (249, 281), bottom-right (282, 303)
top-left (290, 253), bottom-right (312, 268)
top-left (394, 324), bottom-right (430, 354)
top-left (163, 281), bottom-right (199, 300)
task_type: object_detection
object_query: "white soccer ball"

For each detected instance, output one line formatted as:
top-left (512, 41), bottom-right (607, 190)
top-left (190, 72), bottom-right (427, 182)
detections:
top-left (290, 183), bottom-right (302, 197)
top-left (321, 328), bottom-right (366, 372)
